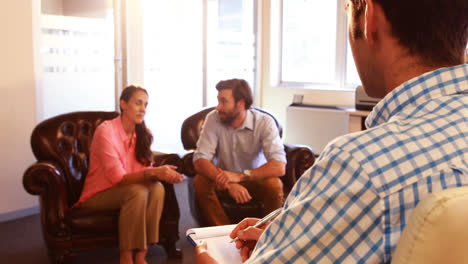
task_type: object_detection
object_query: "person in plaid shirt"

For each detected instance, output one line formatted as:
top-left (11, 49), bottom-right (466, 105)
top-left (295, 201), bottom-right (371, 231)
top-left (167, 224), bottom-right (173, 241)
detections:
top-left (196, 0), bottom-right (468, 263)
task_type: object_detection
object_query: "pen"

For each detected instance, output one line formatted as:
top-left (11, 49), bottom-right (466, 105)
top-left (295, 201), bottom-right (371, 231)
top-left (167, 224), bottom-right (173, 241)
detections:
top-left (230, 208), bottom-right (282, 243)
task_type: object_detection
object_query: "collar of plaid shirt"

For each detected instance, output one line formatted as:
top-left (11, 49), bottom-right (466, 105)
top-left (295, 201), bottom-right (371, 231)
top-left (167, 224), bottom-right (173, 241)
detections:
top-left (366, 64), bottom-right (468, 129)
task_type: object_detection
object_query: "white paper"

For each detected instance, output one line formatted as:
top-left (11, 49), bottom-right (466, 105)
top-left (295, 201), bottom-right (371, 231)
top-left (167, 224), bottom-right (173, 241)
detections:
top-left (186, 225), bottom-right (242, 264)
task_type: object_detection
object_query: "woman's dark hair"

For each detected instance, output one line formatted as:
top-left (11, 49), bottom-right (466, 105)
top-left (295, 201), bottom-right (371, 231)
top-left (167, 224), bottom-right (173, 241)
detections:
top-left (351, 0), bottom-right (468, 66)
top-left (120, 85), bottom-right (153, 166)
top-left (215, 79), bottom-right (253, 109)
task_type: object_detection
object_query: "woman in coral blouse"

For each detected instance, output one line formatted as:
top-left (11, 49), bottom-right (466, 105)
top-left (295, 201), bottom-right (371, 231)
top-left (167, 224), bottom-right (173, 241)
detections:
top-left (75, 85), bottom-right (183, 264)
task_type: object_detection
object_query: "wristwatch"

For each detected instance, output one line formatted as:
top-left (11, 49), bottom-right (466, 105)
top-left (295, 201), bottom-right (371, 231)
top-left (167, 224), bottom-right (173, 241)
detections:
top-left (242, 169), bottom-right (252, 181)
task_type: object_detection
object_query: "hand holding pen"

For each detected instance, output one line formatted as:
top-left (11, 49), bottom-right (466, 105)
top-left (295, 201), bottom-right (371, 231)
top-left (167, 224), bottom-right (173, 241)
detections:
top-left (229, 208), bottom-right (282, 262)
top-left (230, 208), bottom-right (282, 243)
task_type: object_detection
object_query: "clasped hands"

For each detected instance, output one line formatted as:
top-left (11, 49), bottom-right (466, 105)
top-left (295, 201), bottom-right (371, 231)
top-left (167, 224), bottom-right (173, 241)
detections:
top-left (215, 168), bottom-right (252, 204)
top-left (145, 165), bottom-right (183, 184)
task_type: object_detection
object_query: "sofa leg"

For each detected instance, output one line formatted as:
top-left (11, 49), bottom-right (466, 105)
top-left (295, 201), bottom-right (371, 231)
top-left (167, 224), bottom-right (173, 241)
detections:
top-left (161, 241), bottom-right (182, 259)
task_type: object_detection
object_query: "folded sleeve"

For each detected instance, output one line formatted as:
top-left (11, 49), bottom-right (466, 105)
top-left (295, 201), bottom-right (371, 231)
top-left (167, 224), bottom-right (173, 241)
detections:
top-left (193, 112), bottom-right (219, 163)
top-left (260, 116), bottom-right (287, 163)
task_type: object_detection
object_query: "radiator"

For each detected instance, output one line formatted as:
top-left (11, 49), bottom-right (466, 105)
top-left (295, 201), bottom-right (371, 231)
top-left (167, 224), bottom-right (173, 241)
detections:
top-left (285, 105), bottom-right (349, 154)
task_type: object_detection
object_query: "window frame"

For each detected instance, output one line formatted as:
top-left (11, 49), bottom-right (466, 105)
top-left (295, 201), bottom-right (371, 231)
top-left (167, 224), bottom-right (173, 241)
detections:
top-left (274, 0), bottom-right (358, 91)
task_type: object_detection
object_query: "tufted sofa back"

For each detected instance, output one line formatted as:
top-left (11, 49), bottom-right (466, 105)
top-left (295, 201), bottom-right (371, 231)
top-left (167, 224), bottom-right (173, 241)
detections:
top-left (30, 111), bottom-right (119, 206)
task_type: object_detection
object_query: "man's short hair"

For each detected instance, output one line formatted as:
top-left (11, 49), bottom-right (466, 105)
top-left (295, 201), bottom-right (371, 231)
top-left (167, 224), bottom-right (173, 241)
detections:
top-left (216, 79), bottom-right (253, 110)
top-left (351, 0), bottom-right (468, 66)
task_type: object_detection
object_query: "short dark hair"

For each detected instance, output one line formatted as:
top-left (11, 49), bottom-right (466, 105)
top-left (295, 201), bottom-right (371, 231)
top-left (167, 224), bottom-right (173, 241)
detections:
top-left (215, 79), bottom-right (253, 109)
top-left (351, 0), bottom-right (468, 66)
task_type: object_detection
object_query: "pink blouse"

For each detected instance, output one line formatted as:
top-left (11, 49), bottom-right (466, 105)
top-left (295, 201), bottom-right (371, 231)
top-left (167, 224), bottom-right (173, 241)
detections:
top-left (75, 116), bottom-right (150, 206)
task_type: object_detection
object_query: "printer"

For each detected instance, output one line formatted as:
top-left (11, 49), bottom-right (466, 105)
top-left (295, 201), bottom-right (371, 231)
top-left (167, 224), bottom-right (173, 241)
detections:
top-left (355, 85), bottom-right (381, 111)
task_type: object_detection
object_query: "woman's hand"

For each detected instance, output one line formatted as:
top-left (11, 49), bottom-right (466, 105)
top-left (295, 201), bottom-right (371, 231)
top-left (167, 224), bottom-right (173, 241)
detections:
top-left (230, 217), bottom-right (269, 262)
top-left (147, 165), bottom-right (183, 184)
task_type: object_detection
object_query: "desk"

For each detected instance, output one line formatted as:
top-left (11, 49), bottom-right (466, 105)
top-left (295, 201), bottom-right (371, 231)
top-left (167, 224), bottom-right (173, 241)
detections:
top-left (286, 105), bottom-right (372, 154)
top-left (343, 108), bottom-right (371, 133)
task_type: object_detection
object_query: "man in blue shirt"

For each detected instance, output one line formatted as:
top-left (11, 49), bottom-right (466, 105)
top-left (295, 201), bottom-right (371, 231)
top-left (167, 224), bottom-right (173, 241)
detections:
top-left (196, 0), bottom-right (468, 263)
top-left (193, 78), bottom-right (287, 226)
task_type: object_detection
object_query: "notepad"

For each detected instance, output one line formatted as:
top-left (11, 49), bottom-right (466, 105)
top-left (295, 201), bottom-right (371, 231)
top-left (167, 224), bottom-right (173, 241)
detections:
top-left (186, 224), bottom-right (242, 264)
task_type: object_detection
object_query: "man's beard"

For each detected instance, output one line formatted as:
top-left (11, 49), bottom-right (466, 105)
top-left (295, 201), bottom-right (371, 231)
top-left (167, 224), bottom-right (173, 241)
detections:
top-left (218, 109), bottom-right (240, 125)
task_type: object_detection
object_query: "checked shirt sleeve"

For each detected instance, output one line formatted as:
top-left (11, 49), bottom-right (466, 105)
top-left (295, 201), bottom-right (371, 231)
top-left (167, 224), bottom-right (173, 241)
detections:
top-left (247, 147), bottom-right (384, 264)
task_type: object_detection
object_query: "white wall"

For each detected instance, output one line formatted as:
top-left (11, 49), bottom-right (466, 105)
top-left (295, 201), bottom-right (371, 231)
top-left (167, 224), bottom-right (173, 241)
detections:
top-left (0, 0), bottom-right (40, 219)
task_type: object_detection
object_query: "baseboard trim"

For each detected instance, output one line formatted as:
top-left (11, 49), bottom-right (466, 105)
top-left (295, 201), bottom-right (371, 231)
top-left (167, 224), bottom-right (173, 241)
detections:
top-left (0, 206), bottom-right (40, 223)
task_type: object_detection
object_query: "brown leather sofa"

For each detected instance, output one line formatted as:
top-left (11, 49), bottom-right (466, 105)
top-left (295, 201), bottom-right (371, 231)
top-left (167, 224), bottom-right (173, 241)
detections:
top-left (181, 107), bottom-right (316, 225)
top-left (22, 111), bottom-right (182, 264)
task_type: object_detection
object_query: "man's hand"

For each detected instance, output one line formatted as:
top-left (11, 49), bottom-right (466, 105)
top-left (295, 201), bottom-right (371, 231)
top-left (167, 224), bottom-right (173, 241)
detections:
top-left (215, 169), bottom-right (243, 189)
top-left (226, 183), bottom-right (252, 204)
top-left (230, 218), bottom-right (269, 262)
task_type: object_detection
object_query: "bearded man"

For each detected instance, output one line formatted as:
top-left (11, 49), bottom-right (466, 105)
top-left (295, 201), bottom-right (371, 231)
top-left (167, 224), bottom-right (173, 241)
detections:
top-left (193, 78), bottom-right (286, 226)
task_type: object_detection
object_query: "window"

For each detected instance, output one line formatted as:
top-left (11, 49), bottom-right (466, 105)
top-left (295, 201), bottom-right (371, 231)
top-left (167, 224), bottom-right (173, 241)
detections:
top-left (279, 0), bottom-right (360, 90)
top-left (39, 0), bottom-right (116, 121)
top-left (142, 0), bottom-right (203, 153)
top-left (141, 0), bottom-right (256, 153)
top-left (206, 0), bottom-right (256, 106)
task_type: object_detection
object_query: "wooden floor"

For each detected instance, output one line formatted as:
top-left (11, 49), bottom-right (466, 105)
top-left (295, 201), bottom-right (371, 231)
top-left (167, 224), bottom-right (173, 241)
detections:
top-left (0, 177), bottom-right (199, 264)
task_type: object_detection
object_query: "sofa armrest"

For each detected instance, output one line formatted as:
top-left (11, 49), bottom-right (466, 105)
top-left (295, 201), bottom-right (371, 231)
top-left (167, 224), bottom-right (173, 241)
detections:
top-left (153, 152), bottom-right (183, 173)
top-left (181, 152), bottom-right (196, 178)
top-left (23, 162), bottom-right (71, 237)
top-left (283, 144), bottom-right (316, 193)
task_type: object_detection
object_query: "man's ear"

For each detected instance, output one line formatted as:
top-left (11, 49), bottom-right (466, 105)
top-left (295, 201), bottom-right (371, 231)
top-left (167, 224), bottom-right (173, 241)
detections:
top-left (364, 0), bottom-right (377, 44)
top-left (237, 99), bottom-right (245, 110)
